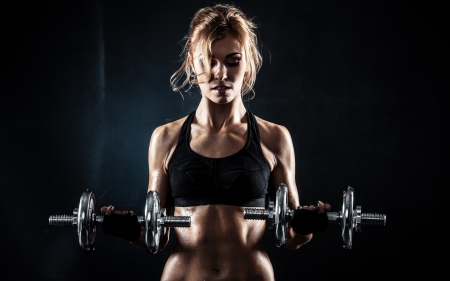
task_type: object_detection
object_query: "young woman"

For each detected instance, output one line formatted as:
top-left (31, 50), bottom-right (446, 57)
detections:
top-left (102, 4), bottom-right (330, 281)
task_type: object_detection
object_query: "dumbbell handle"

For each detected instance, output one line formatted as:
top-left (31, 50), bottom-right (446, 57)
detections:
top-left (243, 208), bottom-right (386, 226)
top-left (49, 213), bottom-right (191, 228)
top-left (49, 214), bottom-right (78, 226)
top-left (326, 211), bottom-right (386, 226)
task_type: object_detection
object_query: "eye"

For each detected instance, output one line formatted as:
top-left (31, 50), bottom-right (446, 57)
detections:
top-left (227, 58), bottom-right (240, 67)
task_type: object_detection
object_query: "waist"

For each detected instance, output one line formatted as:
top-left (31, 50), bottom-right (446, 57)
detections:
top-left (173, 205), bottom-right (266, 249)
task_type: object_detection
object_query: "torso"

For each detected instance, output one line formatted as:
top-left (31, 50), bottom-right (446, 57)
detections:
top-left (159, 110), bottom-right (277, 281)
top-left (168, 110), bottom-right (271, 207)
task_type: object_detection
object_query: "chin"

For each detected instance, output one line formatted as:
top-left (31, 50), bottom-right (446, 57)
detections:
top-left (213, 97), bottom-right (232, 104)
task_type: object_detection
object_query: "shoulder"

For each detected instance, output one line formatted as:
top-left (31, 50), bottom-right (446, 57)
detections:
top-left (148, 115), bottom-right (190, 170)
top-left (149, 115), bottom-right (189, 150)
top-left (255, 115), bottom-right (293, 150)
top-left (152, 116), bottom-right (187, 140)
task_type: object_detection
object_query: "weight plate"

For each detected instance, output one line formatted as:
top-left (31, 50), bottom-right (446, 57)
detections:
top-left (342, 186), bottom-right (354, 249)
top-left (145, 191), bottom-right (160, 254)
top-left (77, 189), bottom-right (96, 252)
top-left (275, 184), bottom-right (288, 247)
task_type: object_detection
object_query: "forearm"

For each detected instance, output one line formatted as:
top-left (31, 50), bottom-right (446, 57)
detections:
top-left (283, 206), bottom-right (328, 250)
top-left (129, 227), bottom-right (170, 252)
top-left (129, 227), bottom-right (146, 248)
top-left (284, 224), bottom-right (312, 250)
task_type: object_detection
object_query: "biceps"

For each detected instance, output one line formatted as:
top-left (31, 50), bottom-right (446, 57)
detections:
top-left (148, 170), bottom-right (170, 199)
top-left (147, 128), bottom-right (173, 209)
top-left (148, 154), bottom-right (171, 209)
top-left (270, 163), bottom-right (300, 208)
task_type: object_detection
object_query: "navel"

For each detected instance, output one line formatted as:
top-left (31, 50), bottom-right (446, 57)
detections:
top-left (213, 267), bottom-right (221, 275)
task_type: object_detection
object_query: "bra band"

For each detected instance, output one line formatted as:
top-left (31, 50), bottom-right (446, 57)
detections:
top-left (174, 197), bottom-right (266, 207)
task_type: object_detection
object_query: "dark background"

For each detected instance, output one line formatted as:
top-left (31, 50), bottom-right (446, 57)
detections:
top-left (1, 0), bottom-right (448, 280)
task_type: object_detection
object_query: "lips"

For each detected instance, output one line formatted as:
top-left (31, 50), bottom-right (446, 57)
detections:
top-left (211, 84), bottom-right (231, 95)
top-left (211, 86), bottom-right (231, 90)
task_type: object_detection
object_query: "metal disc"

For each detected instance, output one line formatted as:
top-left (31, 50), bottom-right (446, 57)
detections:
top-left (145, 191), bottom-right (160, 254)
top-left (342, 186), bottom-right (354, 249)
top-left (275, 184), bottom-right (288, 247)
top-left (77, 189), bottom-right (96, 252)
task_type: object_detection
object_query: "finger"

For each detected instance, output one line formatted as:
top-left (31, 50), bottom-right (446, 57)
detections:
top-left (121, 210), bottom-right (129, 215)
top-left (102, 205), bottom-right (114, 215)
top-left (317, 201), bottom-right (332, 213)
top-left (317, 202), bottom-right (325, 214)
top-left (309, 205), bottom-right (316, 211)
top-left (113, 210), bottom-right (121, 215)
top-left (129, 210), bottom-right (135, 216)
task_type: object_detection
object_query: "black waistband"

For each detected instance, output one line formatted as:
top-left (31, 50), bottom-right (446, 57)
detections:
top-left (174, 197), bottom-right (266, 207)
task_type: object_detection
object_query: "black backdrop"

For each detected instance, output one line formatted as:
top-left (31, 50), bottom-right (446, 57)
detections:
top-left (1, 0), bottom-right (448, 280)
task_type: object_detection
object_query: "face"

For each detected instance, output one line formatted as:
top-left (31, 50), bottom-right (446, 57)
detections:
top-left (191, 35), bottom-right (247, 104)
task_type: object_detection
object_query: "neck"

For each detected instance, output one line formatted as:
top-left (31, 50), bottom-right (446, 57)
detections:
top-left (195, 96), bottom-right (247, 130)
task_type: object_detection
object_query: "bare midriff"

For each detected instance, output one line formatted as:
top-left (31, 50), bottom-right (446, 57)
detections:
top-left (160, 204), bottom-right (274, 281)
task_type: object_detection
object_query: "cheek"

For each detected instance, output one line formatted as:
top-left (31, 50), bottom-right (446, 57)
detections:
top-left (193, 60), bottom-right (203, 73)
top-left (239, 66), bottom-right (247, 78)
top-left (233, 66), bottom-right (247, 81)
top-left (193, 61), bottom-right (208, 83)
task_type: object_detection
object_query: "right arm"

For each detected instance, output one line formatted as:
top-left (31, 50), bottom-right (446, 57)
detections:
top-left (130, 120), bottom-right (183, 251)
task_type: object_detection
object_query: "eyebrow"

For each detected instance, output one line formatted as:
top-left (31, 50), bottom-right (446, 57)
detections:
top-left (211, 52), bottom-right (242, 58)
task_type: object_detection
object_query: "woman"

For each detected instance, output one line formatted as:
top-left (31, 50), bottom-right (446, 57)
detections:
top-left (102, 4), bottom-right (330, 280)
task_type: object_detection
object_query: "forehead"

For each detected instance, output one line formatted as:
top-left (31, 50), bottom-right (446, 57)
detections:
top-left (192, 35), bottom-right (244, 58)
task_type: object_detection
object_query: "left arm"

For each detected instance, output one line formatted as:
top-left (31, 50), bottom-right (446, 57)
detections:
top-left (258, 118), bottom-right (324, 250)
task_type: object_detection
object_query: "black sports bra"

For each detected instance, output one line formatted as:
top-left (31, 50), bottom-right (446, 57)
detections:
top-left (168, 110), bottom-right (271, 207)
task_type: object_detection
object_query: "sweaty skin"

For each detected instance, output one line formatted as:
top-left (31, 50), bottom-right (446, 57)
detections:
top-left (120, 35), bottom-right (331, 280)
top-left (138, 111), bottom-right (327, 281)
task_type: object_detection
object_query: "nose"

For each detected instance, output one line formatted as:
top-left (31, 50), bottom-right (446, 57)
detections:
top-left (212, 62), bottom-right (227, 81)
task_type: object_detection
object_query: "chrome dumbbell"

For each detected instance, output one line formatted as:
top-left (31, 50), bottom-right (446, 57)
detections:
top-left (244, 184), bottom-right (386, 249)
top-left (49, 189), bottom-right (190, 253)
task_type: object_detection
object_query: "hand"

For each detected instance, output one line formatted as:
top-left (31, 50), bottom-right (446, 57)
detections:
top-left (101, 205), bottom-right (136, 216)
top-left (100, 205), bottom-right (141, 241)
top-left (299, 201), bottom-right (331, 214)
top-left (291, 201), bottom-right (331, 236)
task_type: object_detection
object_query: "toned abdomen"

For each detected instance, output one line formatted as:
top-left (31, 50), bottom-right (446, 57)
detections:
top-left (160, 205), bottom-right (274, 281)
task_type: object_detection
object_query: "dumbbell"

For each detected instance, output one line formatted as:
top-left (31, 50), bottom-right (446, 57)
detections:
top-left (48, 189), bottom-right (190, 254)
top-left (244, 184), bottom-right (386, 249)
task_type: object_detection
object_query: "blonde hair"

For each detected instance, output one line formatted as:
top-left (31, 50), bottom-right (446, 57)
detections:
top-left (170, 4), bottom-right (262, 98)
